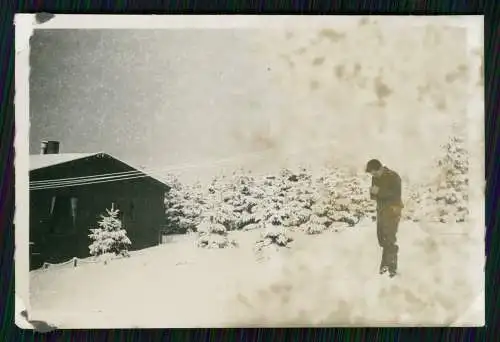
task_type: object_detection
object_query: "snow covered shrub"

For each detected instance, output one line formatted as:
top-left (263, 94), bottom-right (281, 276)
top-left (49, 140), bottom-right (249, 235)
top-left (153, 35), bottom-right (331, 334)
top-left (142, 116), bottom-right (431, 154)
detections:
top-left (89, 206), bottom-right (132, 257)
top-left (317, 169), bottom-right (375, 227)
top-left (249, 174), bottom-right (290, 228)
top-left (251, 173), bottom-right (296, 252)
top-left (436, 135), bottom-right (469, 222)
top-left (404, 135), bottom-right (469, 223)
top-left (302, 214), bottom-right (329, 235)
top-left (164, 176), bottom-right (207, 234)
top-left (164, 176), bottom-right (186, 234)
top-left (204, 182), bottom-right (237, 230)
top-left (196, 173), bottom-right (263, 233)
top-left (283, 169), bottom-right (319, 227)
top-left (196, 206), bottom-right (238, 249)
top-left (250, 168), bottom-right (322, 232)
top-left (245, 166), bottom-right (375, 236)
top-left (219, 173), bottom-right (261, 230)
top-left (255, 225), bottom-right (294, 253)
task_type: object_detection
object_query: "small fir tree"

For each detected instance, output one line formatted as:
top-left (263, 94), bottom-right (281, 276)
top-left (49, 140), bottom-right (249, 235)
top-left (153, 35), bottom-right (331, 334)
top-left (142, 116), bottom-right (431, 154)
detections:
top-left (89, 205), bottom-right (132, 257)
top-left (164, 177), bottom-right (207, 234)
top-left (404, 134), bottom-right (469, 223)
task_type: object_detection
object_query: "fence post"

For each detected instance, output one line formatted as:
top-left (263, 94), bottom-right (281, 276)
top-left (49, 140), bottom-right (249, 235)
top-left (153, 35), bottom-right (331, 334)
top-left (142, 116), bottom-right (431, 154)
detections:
top-left (73, 257), bottom-right (78, 267)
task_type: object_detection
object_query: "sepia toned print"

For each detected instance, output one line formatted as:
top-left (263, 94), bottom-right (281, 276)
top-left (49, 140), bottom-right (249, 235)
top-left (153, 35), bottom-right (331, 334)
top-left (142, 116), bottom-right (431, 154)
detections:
top-left (15, 15), bottom-right (484, 328)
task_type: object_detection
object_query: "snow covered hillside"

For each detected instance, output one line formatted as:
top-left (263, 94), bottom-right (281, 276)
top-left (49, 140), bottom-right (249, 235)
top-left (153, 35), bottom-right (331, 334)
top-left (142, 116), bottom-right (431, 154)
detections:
top-left (29, 219), bottom-right (483, 328)
top-left (28, 134), bottom-right (483, 328)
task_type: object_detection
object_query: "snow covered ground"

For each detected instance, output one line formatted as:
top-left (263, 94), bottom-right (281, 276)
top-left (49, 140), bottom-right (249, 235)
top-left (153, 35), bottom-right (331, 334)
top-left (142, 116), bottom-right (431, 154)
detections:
top-left (28, 220), bottom-right (484, 328)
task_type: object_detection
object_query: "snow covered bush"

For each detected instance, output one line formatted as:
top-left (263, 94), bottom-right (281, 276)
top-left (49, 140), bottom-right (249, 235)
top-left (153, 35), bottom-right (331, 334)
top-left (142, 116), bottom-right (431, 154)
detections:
top-left (316, 169), bottom-right (375, 227)
top-left (241, 166), bottom-right (375, 237)
top-left (196, 173), bottom-right (263, 232)
top-left (164, 176), bottom-right (185, 233)
top-left (254, 225), bottom-right (294, 253)
top-left (404, 135), bottom-right (469, 223)
top-left (436, 135), bottom-right (469, 222)
top-left (283, 169), bottom-right (318, 227)
top-left (226, 173), bottom-right (261, 230)
top-left (242, 174), bottom-right (283, 229)
top-left (89, 206), bottom-right (132, 257)
top-left (196, 201), bottom-right (238, 249)
top-left (249, 169), bottom-right (321, 231)
top-left (302, 214), bottom-right (330, 235)
top-left (204, 175), bottom-right (243, 230)
top-left (250, 170), bottom-right (299, 249)
top-left (164, 172), bottom-right (262, 236)
top-left (164, 165), bottom-right (380, 240)
top-left (164, 176), bottom-right (207, 234)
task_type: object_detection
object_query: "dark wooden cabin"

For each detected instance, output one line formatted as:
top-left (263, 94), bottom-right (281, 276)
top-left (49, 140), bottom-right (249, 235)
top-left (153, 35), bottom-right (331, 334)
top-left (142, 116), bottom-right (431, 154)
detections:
top-left (29, 141), bottom-right (169, 270)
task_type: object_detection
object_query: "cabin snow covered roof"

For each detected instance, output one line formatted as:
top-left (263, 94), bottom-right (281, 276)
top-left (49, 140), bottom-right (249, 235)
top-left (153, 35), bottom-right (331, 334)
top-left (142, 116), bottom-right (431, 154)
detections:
top-left (29, 152), bottom-right (168, 187)
top-left (29, 152), bottom-right (103, 171)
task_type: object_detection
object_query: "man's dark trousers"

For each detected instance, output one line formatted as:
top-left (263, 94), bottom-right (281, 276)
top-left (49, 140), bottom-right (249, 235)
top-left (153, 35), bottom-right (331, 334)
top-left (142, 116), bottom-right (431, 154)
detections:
top-left (376, 205), bottom-right (402, 273)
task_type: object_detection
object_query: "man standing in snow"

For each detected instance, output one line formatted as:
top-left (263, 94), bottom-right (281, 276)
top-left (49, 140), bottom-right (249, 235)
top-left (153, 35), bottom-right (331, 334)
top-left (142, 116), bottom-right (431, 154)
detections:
top-left (365, 159), bottom-right (403, 278)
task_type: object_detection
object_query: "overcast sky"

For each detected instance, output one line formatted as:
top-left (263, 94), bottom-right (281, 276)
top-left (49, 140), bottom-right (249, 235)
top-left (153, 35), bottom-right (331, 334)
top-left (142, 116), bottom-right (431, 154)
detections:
top-left (29, 22), bottom-right (470, 183)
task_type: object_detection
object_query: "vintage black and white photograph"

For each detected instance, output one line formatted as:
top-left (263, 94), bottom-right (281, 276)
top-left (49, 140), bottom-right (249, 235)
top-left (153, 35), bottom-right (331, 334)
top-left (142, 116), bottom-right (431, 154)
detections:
top-left (15, 15), bottom-right (484, 328)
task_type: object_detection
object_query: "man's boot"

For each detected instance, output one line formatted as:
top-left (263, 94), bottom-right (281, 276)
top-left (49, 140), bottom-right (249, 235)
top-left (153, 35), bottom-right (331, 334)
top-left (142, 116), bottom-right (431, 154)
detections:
top-left (379, 266), bottom-right (389, 275)
top-left (387, 245), bottom-right (398, 278)
top-left (379, 247), bottom-right (389, 275)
